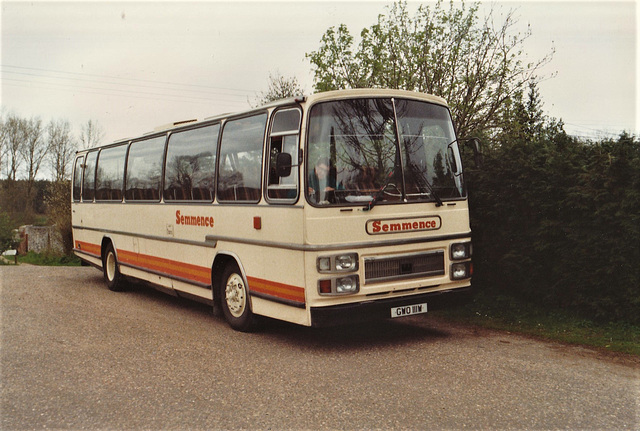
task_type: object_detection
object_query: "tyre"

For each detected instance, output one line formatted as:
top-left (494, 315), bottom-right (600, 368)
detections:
top-left (220, 262), bottom-right (255, 331)
top-left (103, 243), bottom-right (126, 292)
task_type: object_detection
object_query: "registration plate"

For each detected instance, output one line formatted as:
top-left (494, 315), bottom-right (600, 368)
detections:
top-left (391, 303), bottom-right (428, 318)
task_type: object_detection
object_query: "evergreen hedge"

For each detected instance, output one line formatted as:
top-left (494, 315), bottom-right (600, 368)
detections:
top-left (467, 127), bottom-right (639, 324)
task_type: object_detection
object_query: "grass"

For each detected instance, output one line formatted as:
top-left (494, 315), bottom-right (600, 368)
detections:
top-left (432, 290), bottom-right (640, 356)
top-left (15, 251), bottom-right (82, 266)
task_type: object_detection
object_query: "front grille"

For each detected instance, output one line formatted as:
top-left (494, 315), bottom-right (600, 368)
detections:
top-left (364, 250), bottom-right (444, 284)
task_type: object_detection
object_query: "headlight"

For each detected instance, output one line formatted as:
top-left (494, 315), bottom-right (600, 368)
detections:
top-left (318, 275), bottom-right (360, 295)
top-left (335, 254), bottom-right (357, 271)
top-left (317, 253), bottom-right (359, 273)
top-left (450, 262), bottom-right (471, 280)
top-left (336, 276), bottom-right (358, 293)
top-left (450, 242), bottom-right (472, 260)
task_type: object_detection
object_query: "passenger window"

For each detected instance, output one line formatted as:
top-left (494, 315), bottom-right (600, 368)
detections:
top-left (72, 156), bottom-right (84, 202)
top-left (125, 136), bottom-right (166, 201)
top-left (267, 108), bottom-right (301, 202)
top-left (82, 151), bottom-right (98, 202)
top-left (217, 114), bottom-right (267, 203)
top-left (96, 145), bottom-right (127, 201)
top-left (164, 124), bottom-right (219, 202)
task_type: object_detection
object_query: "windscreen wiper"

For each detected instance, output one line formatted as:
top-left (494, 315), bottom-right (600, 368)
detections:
top-left (420, 176), bottom-right (444, 207)
top-left (363, 171), bottom-right (397, 212)
top-left (407, 136), bottom-right (470, 208)
top-left (410, 162), bottom-right (443, 207)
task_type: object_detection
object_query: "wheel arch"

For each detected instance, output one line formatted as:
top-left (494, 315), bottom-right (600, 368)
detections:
top-left (211, 251), bottom-right (250, 310)
top-left (100, 236), bottom-right (117, 266)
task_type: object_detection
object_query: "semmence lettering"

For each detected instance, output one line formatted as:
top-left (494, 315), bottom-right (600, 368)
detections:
top-left (175, 210), bottom-right (214, 228)
top-left (368, 217), bottom-right (440, 235)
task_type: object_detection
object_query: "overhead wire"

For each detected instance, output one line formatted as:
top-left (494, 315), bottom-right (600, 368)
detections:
top-left (1, 64), bottom-right (259, 95)
top-left (563, 122), bottom-right (637, 140)
top-left (2, 77), bottom-right (251, 107)
top-left (2, 70), bottom-right (255, 101)
top-left (0, 64), bottom-right (257, 108)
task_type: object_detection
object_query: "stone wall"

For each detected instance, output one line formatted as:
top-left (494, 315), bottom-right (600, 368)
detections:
top-left (18, 225), bottom-right (65, 255)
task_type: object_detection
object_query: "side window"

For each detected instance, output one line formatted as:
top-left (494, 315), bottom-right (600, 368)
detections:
top-left (164, 124), bottom-right (219, 202)
top-left (82, 151), bottom-right (98, 202)
top-left (217, 114), bottom-right (267, 203)
top-left (267, 108), bottom-right (301, 202)
top-left (96, 145), bottom-right (127, 201)
top-left (72, 156), bottom-right (84, 202)
top-left (125, 136), bottom-right (166, 201)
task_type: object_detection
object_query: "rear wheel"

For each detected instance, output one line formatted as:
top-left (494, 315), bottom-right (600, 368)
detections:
top-left (103, 243), bottom-right (125, 292)
top-left (220, 263), bottom-right (255, 331)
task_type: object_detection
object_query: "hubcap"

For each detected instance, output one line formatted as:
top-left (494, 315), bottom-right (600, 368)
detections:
top-left (106, 252), bottom-right (116, 281)
top-left (225, 273), bottom-right (246, 318)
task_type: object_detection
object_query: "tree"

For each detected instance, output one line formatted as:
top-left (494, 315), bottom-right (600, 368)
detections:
top-left (47, 119), bottom-right (76, 181)
top-left (1, 114), bottom-right (28, 181)
top-left (0, 110), bottom-right (7, 179)
top-left (495, 80), bottom-right (546, 145)
top-left (253, 71), bottom-right (304, 107)
top-left (306, 0), bottom-right (554, 138)
top-left (20, 117), bottom-right (49, 200)
top-left (79, 119), bottom-right (105, 149)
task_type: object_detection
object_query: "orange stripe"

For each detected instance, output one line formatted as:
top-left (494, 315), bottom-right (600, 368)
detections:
top-left (247, 276), bottom-right (306, 304)
top-left (117, 249), bottom-right (210, 285)
top-left (75, 240), bottom-right (101, 257)
top-left (74, 241), bottom-right (305, 304)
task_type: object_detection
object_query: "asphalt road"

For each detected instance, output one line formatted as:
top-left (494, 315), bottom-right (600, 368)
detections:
top-left (1, 265), bottom-right (638, 430)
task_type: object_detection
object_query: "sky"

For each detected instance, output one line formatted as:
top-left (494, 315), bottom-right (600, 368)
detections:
top-left (1, 1), bottom-right (638, 157)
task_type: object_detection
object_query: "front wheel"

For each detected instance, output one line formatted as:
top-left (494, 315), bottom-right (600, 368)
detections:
top-left (103, 243), bottom-right (126, 292)
top-left (220, 263), bottom-right (255, 331)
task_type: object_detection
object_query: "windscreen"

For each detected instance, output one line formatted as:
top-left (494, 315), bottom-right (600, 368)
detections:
top-left (306, 98), bottom-right (464, 207)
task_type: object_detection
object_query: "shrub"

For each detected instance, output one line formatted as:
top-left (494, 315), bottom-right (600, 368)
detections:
top-left (0, 211), bottom-right (17, 251)
top-left (470, 130), bottom-right (639, 324)
top-left (44, 181), bottom-right (73, 254)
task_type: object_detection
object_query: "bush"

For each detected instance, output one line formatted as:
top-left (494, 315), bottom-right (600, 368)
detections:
top-left (470, 129), bottom-right (639, 324)
top-left (0, 211), bottom-right (18, 251)
top-left (44, 181), bottom-right (72, 254)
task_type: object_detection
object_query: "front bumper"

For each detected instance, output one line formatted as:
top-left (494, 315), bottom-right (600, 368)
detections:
top-left (310, 285), bottom-right (472, 327)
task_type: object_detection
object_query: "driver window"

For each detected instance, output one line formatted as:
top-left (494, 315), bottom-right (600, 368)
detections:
top-left (266, 108), bottom-right (300, 202)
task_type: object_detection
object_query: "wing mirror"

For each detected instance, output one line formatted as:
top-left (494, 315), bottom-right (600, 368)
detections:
top-left (467, 137), bottom-right (483, 168)
top-left (275, 152), bottom-right (292, 177)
